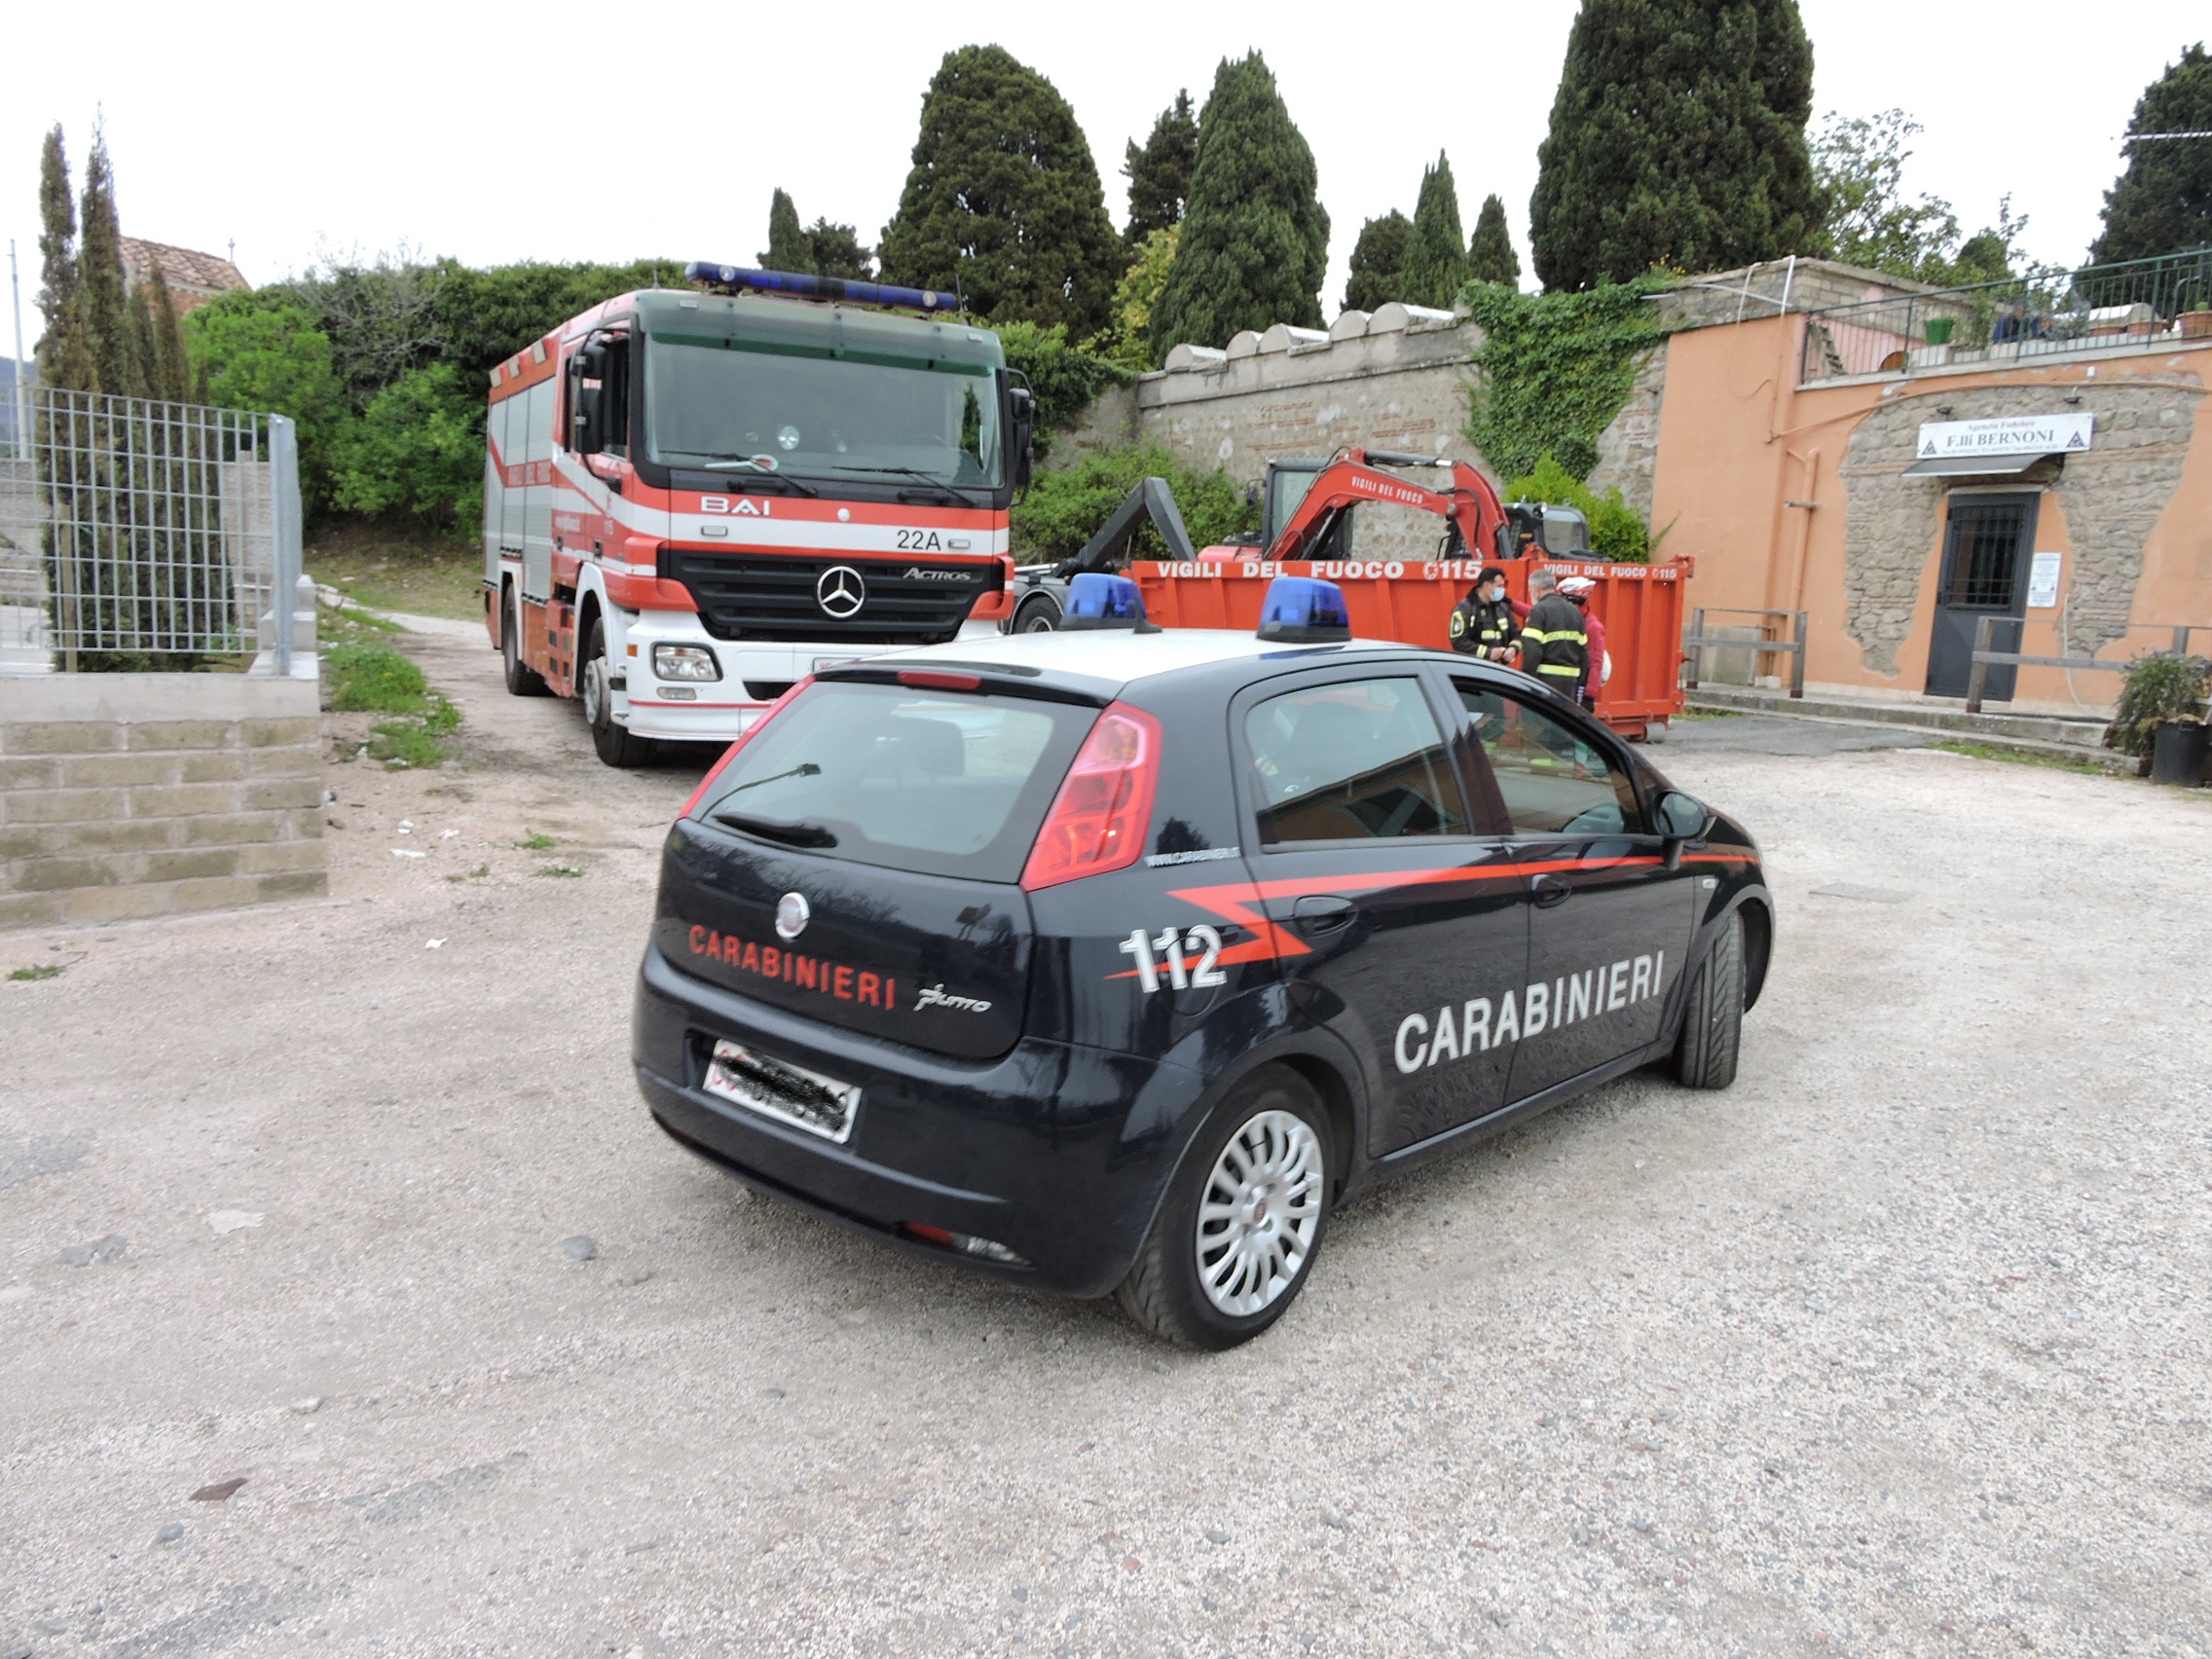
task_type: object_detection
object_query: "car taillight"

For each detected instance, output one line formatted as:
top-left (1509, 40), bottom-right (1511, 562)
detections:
top-left (1020, 702), bottom-right (1161, 891)
top-left (676, 675), bottom-right (813, 820)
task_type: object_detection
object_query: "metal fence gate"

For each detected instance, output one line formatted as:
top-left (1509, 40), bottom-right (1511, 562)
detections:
top-left (0, 387), bottom-right (302, 675)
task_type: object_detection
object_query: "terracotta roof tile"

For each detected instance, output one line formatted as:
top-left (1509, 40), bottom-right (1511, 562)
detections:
top-left (119, 238), bottom-right (248, 296)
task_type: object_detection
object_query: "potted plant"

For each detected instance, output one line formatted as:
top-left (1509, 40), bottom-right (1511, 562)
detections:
top-left (2105, 651), bottom-right (2211, 784)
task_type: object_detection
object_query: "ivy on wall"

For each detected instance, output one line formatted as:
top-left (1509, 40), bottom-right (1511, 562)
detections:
top-left (995, 320), bottom-right (1133, 461)
top-left (1459, 276), bottom-right (1668, 484)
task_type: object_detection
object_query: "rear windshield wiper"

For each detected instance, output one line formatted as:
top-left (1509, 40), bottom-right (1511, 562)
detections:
top-left (685, 456), bottom-right (820, 497)
top-left (711, 808), bottom-right (838, 848)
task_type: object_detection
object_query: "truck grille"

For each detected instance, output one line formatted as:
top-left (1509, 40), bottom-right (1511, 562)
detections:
top-left (660, 551), bottom-right (1001, 645)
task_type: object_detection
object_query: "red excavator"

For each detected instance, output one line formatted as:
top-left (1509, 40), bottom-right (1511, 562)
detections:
top-left (1008, 448), bottom-right (1691, 739)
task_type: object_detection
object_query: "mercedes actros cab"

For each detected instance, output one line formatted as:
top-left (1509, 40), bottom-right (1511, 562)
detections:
top-left (482, 264), bottom-right (1035, 766)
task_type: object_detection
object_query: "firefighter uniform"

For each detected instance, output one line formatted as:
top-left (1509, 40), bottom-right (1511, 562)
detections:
top-left (1518, 592), bottom-right (1590, 691)
top-left (1449, 592), bottom-right (1523, 659)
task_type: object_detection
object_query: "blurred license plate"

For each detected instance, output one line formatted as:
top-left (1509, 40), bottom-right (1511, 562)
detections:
top-left (703, 1039), bottom-right (860, 1144)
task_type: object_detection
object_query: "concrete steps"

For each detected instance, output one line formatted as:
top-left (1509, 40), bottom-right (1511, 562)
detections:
top-left (1684, 684), bottom-right (2118, 760)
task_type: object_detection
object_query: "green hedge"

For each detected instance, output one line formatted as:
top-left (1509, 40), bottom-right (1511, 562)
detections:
top-left (1502, 454), bottom-right (1651, 563)
top-left (1012, 442), bottom-right (1257, 561)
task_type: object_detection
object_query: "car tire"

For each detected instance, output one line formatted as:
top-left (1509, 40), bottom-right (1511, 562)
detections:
top-left (501, 591), bottom-right (549, 696)
top-left (1673, 909), bottom-right (1744, 1089)
top-left (1013, 594), bottom-right (1060, 634)
top-left (581, 616), bottom-right (653, 769)
top-left (1116, 1065), bottom-right (1334, 1350)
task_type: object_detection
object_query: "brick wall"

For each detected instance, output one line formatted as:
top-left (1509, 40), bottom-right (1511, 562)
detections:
top-left (0, 675), bottom-right (325, 932)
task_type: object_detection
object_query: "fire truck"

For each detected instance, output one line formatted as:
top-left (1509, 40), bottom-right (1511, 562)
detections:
top-left (482, 265), bottom-right (1034, 765)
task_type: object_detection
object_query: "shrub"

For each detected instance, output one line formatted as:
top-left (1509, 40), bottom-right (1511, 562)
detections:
top-left (334, 362), bottom-right (484, 533)
top-left (1012, 442), bottom-right (1257, 561)
top-left (2104, 652), bottom-right (2210, 757)
top-left (1502, 454), bottom-right (1651, 562)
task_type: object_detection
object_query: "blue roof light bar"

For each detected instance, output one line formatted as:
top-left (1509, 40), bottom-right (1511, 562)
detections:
top-left (1256, 576), bottom-right (1352, 645)
top-left (1061, 572), bottom-right (1150, 631)
top-left (683, 262), bottom-right (960, 313)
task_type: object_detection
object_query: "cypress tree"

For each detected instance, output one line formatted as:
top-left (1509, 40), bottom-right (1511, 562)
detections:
top-left (759, 188), bottom-right (815, 273)
top-left (77, 125), bottom-right (134, 396)
top-left (804, 219), bottom-right (874, 280)
top-left (126, 280), bottom-right (160, 399)
top-left (1344, 212), bottom-right (1414, 313)
top-left (147, 267), bottom-right (191, 401)
top-left (1401, 152), bottom-right (1468, 307)
top-left (2090, 44), bottom-right (2212, 266)
top-left (1124, 91), bottom-right (1198, 245)
top-left (878, 45), bottom-right (1122, 336)
top-left (1468, 194), bottom-right (1522, 286)
top-left (35, 126), bottom-right (89, 391)
top-left (1150, 52), bottom-right (1329, 353)
top-left (1530, 0), bottom-right (1819, 290)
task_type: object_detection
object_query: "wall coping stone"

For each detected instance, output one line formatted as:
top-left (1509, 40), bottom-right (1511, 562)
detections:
top-left (0, 674), bottom-right (318, 724)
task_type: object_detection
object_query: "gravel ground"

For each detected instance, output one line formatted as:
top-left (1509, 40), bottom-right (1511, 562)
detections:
top-left (3, 623), bottom-right (2209, 1658)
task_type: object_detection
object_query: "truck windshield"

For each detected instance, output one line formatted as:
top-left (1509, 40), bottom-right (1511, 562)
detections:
top-left (645, 338), bottom-right (1003, 491)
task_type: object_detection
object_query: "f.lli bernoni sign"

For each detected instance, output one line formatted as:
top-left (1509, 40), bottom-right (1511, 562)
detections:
top-left (1916, 413), bottom-right (2096, 459)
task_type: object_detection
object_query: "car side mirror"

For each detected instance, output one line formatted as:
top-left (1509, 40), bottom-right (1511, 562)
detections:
top-left (1007, 384), bottom-right (1035, 496)
top-left (1656, 790), bottom-right (1714, 866)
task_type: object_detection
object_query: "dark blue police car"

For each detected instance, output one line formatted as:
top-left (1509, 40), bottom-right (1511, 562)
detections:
top-left (633, 576), bottom-right (1772, 1348)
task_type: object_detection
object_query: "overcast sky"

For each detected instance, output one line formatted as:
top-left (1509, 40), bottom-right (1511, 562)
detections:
top-left (4, 0), bottom-right (2204, 353)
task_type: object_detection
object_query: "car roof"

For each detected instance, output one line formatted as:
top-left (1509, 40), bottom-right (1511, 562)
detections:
top-left (870, 629), bottom-right (1442, 696)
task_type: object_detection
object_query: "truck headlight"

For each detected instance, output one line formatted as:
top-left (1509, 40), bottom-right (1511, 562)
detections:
top-left (652, 644), bottom-right (721, 682)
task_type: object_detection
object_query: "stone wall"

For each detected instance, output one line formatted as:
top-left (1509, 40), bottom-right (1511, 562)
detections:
top-left (1042, 259), bottom-right (1938, 562)
top-left (1838, 381), bottom-right (2200, 672)
top-left (0, 674), bottom-right (326, 932)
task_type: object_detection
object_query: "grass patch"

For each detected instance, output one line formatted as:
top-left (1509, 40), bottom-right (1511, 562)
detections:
top-left (8, 965), bottom-right (63, 981)
top-left (1927, 740), bottom-right (2119, 775)
top-left (308, 520), bottom-right (486, 622)
top-left (1677, 705), bottom-right (1750, 719)
top-left (326, 641), bottom-right (461, 767)
top-left (443, 864), bottom-right (492, 884)
top-left (518, 830), bottom-right (555, 850)
top-left (535, 865), bottom-right (583, 879)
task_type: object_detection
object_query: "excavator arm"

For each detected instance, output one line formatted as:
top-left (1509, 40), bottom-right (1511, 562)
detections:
top-left (1266, 449), bottom-right (1508, 565)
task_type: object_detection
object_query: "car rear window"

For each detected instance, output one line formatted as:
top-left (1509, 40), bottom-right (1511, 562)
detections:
top-left (694, 682), bottom-right (1095, 881)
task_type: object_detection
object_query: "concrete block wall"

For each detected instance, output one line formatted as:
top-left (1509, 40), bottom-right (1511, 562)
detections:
top-left (1, 674), bottom-right (325, 932)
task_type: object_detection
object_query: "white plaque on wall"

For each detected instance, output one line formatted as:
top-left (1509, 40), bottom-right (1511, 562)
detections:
top-left (2026, 551), bottom-right (2064, 609)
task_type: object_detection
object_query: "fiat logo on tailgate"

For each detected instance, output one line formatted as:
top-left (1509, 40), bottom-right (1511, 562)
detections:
top-left (775, 892), bottom-right (810, 941)
top-left (815, 566), bottom-right (866, 618)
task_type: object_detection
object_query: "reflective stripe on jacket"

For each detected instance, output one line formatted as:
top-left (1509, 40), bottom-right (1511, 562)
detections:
top-left (1518, 593), bottom-right (1589, 682)
top-left (1450, 595), bottom-right (1522, 655)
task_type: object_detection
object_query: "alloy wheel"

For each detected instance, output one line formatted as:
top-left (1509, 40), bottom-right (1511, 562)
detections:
top-left (1193, 1109), bottom-right (1324, 1316)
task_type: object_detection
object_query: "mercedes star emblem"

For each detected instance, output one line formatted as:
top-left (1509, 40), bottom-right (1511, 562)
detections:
top-left (775, 891), bottom-right (811, 941)
top-left (816, 565), bottom-right (866, 619)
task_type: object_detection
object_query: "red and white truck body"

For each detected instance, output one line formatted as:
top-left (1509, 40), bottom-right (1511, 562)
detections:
top-left (483, 270), bottom-right (1029, 763)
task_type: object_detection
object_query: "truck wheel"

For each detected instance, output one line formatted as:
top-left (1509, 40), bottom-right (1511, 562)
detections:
top-left (581, 617), bottom-right (653, 768)
top-left (1013, 594), bottom-right (1060, 633)
top-left (1116, 1065), bottom-right (1334, 1350)
top-left (501, 591), bottom-right (548, 697)
top-left (1673, 909), bottom-right (1744, 1089)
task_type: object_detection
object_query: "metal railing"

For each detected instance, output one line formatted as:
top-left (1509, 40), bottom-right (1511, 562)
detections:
top-left (0, 387), bottom-right (302, 674)
top-left (1965, 616), bottom-right (2209, 714)
top-left (1798, 246), bottom-right (2212, 384)
top-left (1683, 607), bottom-right (1808, 698)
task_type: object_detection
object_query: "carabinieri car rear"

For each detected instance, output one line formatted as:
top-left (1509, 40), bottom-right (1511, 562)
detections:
top-left (632, 575), bottom-right (1773, 1348)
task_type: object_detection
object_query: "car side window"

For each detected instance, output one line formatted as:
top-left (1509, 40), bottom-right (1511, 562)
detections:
top-left (1455, 682), bottom-right (1641, 836)
top-left (1246, 677), bottom-right (1470, 846)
